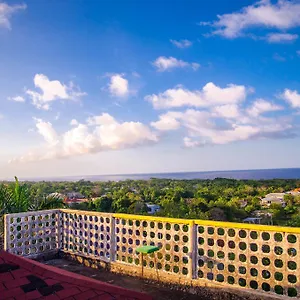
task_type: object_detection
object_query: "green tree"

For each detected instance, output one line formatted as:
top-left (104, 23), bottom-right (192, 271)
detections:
top-left (284, 194), bottom-right (295, 206)
top-left (94, 195), bottom-right (112, 212)
top-left (30, 194), bottom-right (66, 211)
top-left (3, 177), bottom-right (31, 213)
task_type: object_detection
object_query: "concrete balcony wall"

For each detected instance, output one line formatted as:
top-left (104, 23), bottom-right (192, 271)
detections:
top-left (4, 209), bottom-right (61, 257)
top-left (4, 209), bottom-right (300, 299)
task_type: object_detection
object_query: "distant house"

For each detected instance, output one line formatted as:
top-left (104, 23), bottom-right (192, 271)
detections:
top-left (64, 198), bottom-right (88, 206)
top-left (48, 192), bottom-right (65, 200)
top-left (146, 203), bottom-right (160, 214)
top-left (64, 192), bottom-right (87, 206)
top-left (252, 210), bottom-right (272, 218)
top-left (66, 192), bottom-right (85, 200)
top-left (261, 193), bottom-right (286, 207)
top-left (47, 192), bottom-right (87, 206)
top-left (287, 188), bottom-right (300, 196)
top-left (243, 217), bottom-right (262, 224)
top-left (251, 210), bottom-right (273, 225)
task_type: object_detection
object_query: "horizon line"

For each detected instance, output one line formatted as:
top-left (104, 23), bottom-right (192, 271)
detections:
top-left (2, 166), bottom-right (300, 182)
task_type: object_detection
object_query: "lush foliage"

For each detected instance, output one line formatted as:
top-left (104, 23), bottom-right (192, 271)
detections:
top-left (1, 177), bottom-right (299, 227)
top-left (0, 177), bottom-right (66, 214)
top-left (0, 177), bottom-right (66, 240)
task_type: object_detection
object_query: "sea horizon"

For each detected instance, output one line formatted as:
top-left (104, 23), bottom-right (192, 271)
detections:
top-left (5, 167), bottom-right (300, 182)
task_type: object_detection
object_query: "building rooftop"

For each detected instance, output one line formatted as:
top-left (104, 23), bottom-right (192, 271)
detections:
top-left (0, 251), bottom-right (150, 300)
top-left (263, 193), bottom-right (285, 198)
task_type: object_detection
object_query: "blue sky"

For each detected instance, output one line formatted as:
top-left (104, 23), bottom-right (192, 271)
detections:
top-left (1, 0), bottom-right (300, 179)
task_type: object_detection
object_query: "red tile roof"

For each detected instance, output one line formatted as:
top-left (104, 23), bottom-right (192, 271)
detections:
top-left (0, 251), bottom-right (152, 300)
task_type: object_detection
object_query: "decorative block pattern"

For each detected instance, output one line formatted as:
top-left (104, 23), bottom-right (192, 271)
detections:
top-left (114, 215), bottom-right (192, 278)
top-left (4, 209), bottom-right (300, 298)
top-left (61, 210), bottom-right (112, 261)
top-left (4, 210), bottom-right (60, 257)
top-left (195, 222), bottom-right (300, 298)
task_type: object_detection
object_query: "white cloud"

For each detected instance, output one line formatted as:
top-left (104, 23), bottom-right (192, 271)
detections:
top-left (212, 104), bottom-right (241, 119)
top-left (70, 119), bottom-right (79, 126)
top-left (9, 114), bottom-right (158, 163)
top-left (266, 33), bottom-right (298, 43)
top-left (34, 118), bottom-right (59, 146)
top-left (26, 74), bottom-right (86, 110)
top-left (0, 2), bottom-right (26, 29)
top-left (151, 112), bottom-right (181, 131)
top-left (247, 99), bottom-right (283, 117)
top-left (152, 56), bottom-right (200, 72)
top-left (183, 137), bottom-right (202, 148)
top-left (170, 39), bottom-right (192, 48)
top-left (281, 89), bottom-right (300, 108)
top-left (152, 104), bottom-right (293, 148)
top-left (201, 0), bottom-right (300, 39)
top-left (108, 74), bottom-right (129, 97)
top-left (8, 95), bottom-right (25, 102)
top-left (145, 82), bottom-right (247, 109)
top-left (297, 50), bottom-right (300, 56)
top-left (87, 113), bottom-right (116, 126)
top-left (153, 109), bottom-right (260, 146)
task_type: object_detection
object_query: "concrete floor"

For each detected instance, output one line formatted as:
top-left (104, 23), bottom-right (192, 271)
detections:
top-left (44, 258), bottom-right (268, 300)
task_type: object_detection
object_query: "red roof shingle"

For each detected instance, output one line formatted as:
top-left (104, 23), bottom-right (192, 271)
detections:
top-left (0, 251), bottom-right (152, 300)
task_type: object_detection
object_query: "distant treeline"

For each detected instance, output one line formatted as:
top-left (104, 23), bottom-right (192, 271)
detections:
top-left (1, 177), bottom-right (300, 227)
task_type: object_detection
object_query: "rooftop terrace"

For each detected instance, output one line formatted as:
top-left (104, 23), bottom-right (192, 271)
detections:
top-left (4, 209), bottom-right (300, 299)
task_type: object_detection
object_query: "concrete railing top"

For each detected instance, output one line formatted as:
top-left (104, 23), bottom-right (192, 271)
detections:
top-left (4, 209), bottom-right (300, 299)
top-left (6, 208), bottom-right (300, 233)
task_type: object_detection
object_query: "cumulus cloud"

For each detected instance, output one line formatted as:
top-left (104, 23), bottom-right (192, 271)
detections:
top-left (9, 113), bottom-right (158, 163)
top-left (183, 137), bottom-right (203, 148)
top-left (86, 113), bottom-right (116, 126)
top-left (247, 99), bottom-right (283, 117)
top-left (152, 56), bottom-right (200, 72)
top-left (145, 82), bottom-right (247, 109)
top-left (152, 107), bottom-right (293, 148)
top-left (26, 74), bottom-right (86, 110)
top-left (108, 74), bottom-right (129, 97)
top-left (34, 118), bottom-right (59, 146)
top-left (201, 0), bottom-right (300, 40)
top-left (8, 95), bottom-right (25, 102)
top-left (153, 109), bottom-right (258, 146)
top-left (0, 2), bottom-right (26, 29)
top-left (170, 39), bottom-right (193, 48)
top-left (212, 104), bottom-right (241, 119)
top-left (150, 112), bottom-right (181, 131)
top-left (281, 89), bottom-right (300, 108)
top-left (266, 33), bottom-right (298, 43)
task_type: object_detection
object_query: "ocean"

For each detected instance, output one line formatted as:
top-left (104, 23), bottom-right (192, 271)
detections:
top-left (23, 168), bottom-right (300, 182)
